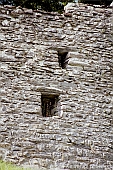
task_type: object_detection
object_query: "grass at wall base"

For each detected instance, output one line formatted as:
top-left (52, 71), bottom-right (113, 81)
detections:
top-left (0, 160), bottom-right (30, 170)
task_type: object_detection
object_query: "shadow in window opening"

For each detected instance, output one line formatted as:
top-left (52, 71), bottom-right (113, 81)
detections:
top-left (58, 51), bottom-right (68, 69)
top-left (41, 94), bottom-right (59, 117)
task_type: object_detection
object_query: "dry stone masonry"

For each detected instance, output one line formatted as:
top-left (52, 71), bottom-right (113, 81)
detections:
top-left (0, 2), bottom-right (113, 170)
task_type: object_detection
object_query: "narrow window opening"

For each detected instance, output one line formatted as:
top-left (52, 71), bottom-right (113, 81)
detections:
top-left (58, 51), bottom-right (68, 69)
top-left (41, 94), bottom-right (59, 117)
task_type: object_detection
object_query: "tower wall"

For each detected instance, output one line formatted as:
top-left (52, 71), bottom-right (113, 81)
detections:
top-left (0, 3), bottom-right (113, 170)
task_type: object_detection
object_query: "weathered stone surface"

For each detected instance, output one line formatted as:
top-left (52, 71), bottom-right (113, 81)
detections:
top-left (2, 19), bottom-right (9, 26)
top-left (0, 2), bottom-right (113, 170)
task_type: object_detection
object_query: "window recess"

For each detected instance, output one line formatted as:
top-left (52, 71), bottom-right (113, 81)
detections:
top-left (41, 94), bottom-right (59, 117)
top-left (58, 51), bottom-right (68, 69)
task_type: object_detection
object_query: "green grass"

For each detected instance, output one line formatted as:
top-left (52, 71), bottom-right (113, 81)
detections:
top-left (0, 160), bottom-right (29, 170)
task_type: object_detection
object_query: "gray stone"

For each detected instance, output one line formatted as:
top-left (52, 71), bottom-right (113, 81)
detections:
top-left (0, 3), bottom-right (113, 170)
top-left (2, 19), bottom-right (9, 26)
top-left (24, 8), bottom-right (33, 14)
top-left (15, 8), bottom-right (23, 14)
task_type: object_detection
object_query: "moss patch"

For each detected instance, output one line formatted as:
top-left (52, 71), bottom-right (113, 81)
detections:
top-left (0, 160), bottom-right (29, 170)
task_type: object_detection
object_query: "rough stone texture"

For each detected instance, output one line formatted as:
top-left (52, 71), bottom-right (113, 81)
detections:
top-left (0, 3), bottom-right (113, 170)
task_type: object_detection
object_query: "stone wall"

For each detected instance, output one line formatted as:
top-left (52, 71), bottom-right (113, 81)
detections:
top-left (0, 3), bottom-right (113, 170)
